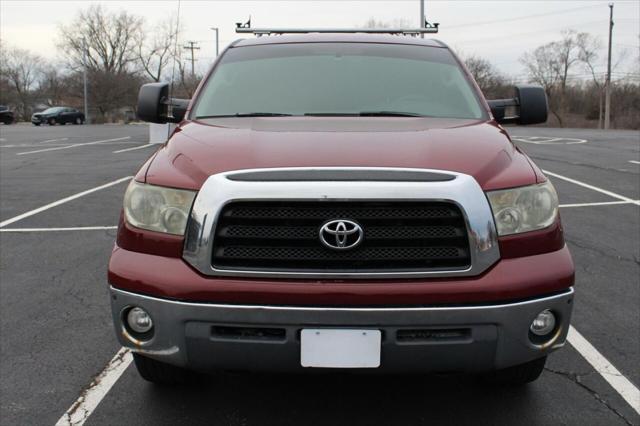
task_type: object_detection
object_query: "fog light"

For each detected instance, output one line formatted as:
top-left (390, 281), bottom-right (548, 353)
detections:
top-left (530, 309), bottom-right (556, 336)
top-left (127, 307), bottom-right (153, 334)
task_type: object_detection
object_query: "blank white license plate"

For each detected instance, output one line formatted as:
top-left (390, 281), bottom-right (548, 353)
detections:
top-left (300, 329), bottom-right (381, 368)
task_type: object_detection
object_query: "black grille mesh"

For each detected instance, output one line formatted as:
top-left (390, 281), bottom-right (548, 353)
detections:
top-left (212, 201), bottom-right (471, 272)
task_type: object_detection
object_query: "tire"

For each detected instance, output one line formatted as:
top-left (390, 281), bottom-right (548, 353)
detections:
top-left (74, 117), bottom-right (82, 125)
top-left (485, 356), bottom-right (546, 385)
top-left (48, 118), bottom-right (56, 125)
top-left (133, 353), bottom-right (199, 385)
top-left (33, 123), bottom-right (40, 126)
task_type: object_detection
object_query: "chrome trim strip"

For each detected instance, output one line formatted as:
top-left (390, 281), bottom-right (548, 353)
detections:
top-left (183, 167), bottom-right (500, 279)
top-left (112, 287), bottom-right (573, 312)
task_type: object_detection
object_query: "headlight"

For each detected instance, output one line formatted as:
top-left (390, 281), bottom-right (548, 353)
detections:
top-left (486, 181), bottom-right (558, 236)
top-left (123, 180), bottom-right (196, 235)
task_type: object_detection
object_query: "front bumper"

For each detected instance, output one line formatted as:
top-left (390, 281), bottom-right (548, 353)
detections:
top-left (111, 286), bottom-right (574, 373)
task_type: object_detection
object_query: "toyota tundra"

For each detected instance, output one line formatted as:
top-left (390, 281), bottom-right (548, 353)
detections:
top-left (108, 30), bottom-right (574, 385)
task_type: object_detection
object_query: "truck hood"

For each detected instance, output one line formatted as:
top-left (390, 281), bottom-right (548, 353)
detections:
top-left (142, 117), bottom-right (538, 191)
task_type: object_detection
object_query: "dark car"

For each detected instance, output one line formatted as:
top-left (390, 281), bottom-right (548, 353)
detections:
top-left (0, 105), bottom-right (15, 124)
top-left (31, 107), bottom-right (85, 126)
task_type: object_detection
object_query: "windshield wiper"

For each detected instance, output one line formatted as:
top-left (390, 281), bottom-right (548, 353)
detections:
top-left (358, 111), bottom-right (426, 117)
top-left (304, 111), bottom-right (426, 117)
top-left (196, 112), bottom-right (294, 118)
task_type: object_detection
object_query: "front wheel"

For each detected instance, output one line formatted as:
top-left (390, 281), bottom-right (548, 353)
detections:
top-left (485, 356), bottom-right (546, 385)
top-left (133, 353), bottom-right (199, 385)
top-left (48, 118), bottom-right (56, 125)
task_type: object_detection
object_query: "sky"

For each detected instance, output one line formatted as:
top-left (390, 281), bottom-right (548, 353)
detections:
top-left (1, 0), bottom-right (639, 79)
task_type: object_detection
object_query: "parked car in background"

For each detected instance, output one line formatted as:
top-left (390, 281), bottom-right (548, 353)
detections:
top-left (0, 105), bottom-right (15, 124)
top-left (31, 107), bottom-right (85, 126)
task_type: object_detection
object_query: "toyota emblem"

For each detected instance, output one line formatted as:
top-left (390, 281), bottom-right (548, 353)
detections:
top-left (319, 219), bottom-right (364, 250)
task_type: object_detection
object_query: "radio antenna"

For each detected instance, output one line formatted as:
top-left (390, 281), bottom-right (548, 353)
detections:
top-left (167, 0), bottom-right (182, 137)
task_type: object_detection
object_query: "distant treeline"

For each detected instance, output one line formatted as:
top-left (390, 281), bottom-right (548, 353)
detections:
top-left (1, 8), bottom-right (639, 128)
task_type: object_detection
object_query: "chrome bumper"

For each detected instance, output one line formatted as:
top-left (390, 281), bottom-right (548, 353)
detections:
top-left (110, 287), bottom-right (574, 373)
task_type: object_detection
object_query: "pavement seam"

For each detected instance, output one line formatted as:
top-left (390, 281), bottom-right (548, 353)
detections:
top-left (545, 367), bottom-right (635, 426)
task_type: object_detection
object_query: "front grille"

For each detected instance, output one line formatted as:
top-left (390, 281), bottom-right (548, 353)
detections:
top-left (212, 201), bottom-right (471, 273)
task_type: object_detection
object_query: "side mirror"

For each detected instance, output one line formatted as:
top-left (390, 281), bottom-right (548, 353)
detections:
top-left (136, 82), bottom-right (190, 124)
top-left (488, 85), bottom-right (548, 125)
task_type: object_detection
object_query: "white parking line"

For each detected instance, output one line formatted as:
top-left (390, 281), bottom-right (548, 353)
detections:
top-left (559, 200), bottom-right (639, 208)
top-left (1, 144), bottom-right (74, 148)
top-left (55, 348), bottom-right (132, 426)
top-left (113, 143), bottom-right (156, 154)
top-left (40, 137), bottom-right (69, 144)
top-left (568, 326), bottom-right (640, 415)
top-left (16, 136), bottom-right (131, 155)
top-left (0, 177), bottom-right (131, 228)
top-left (0, 226), bottom-right (117, 232)
top-left (512, 136), bottom-right (588, 145)
top-left (544, 170), bottom-right (640, 206)
top-left (629, 160), bottom-right (640, 165)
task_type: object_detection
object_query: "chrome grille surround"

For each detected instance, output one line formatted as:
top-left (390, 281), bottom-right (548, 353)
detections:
top-left (183, 167), bottom-right (500, 279)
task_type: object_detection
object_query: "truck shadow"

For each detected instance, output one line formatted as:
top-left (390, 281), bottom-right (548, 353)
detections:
top-left (144, 371), bottom-right (537, 425)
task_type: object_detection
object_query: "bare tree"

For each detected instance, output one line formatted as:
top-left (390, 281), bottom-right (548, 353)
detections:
top-left (137, 18), bottom-right (180, 82)
top-left (57, 5), bottom-right (143, 120)
top-left (0, 45), bottom-right (43, 120)
top-left (521, 30), bottom-right (585, 126)
top-left (462, 55), bottom-right (513, 98)
top-left (362, 18), bottom-right (413, 29)
top-left (58, 5), bottom-right (143, 74)
top-left (37, 65), bottom-right (69, 106)
top-left (576, 33), bottom-right (605, 127)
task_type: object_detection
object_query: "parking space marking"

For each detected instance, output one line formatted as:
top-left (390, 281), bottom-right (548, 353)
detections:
top-left (16, 136), bottom-right (131, 155)
top-left (40, 137), bottom-right (69, 144)
top-left (0, 226), bottom-right (117, 233)
top-left (513, 136), bottom-right (588, 145)
top-left (568, 326), bottom-right (640, 415)
top-left (113, 143), bottom-right (157, 154)
top-left (55, 348), bottom-right (132, 426)
top-left (629, 160), bottom-right (640, 165)
top-left (544, 170), bottom-right (640, 206)
top-left (0, 176), bottom-right (131, 228)
top-left (559, 200), bottom-right (639, 208)
top-left (1, 143), bottom-right (74, 148)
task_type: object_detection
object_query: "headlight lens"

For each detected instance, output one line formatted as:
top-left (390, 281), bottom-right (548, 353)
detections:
top-left (123, 180), bottom-right (196, 235)
top-left (486, 181), bottom-right (558, 236)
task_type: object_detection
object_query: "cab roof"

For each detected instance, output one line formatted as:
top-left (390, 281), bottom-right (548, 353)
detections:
top-left (232, 33), bottom-right (446, 48)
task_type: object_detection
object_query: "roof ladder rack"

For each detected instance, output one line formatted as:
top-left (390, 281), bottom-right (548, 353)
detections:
top-left (234, 19), bottom-right (439, 37)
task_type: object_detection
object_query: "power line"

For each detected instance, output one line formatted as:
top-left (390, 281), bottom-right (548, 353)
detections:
top-left (446, 4), bottom-right (601, 29)
top-left (456, 20), bottom-right (604, 45)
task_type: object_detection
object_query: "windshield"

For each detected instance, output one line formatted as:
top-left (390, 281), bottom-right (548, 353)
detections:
top-left (42, 107), bottom-right (64, 114)
top-left (193, 43), bottom-right (485, 120)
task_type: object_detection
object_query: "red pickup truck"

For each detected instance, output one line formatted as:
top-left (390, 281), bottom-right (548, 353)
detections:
top-left (109, 32), bottom-right (574, 385)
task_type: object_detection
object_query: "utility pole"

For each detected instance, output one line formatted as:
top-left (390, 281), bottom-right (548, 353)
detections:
top-left (82, 38), bottom-right (89, 124)
top-left (183, 41), bottom-right (200, 77)
top-left (210, 27), bottom-right (219, 57)
top-left (419, 0), bottom-right (425, 38)
top-left (604, 3), bottom-right (614, 130)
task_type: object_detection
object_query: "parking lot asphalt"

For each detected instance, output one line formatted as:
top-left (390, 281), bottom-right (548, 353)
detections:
top-left (0, 123), bottom-right (638, 425)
